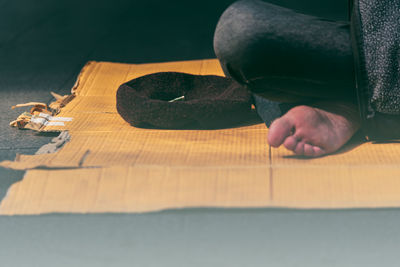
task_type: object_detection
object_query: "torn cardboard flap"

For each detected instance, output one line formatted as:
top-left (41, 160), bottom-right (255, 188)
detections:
top-left (3, 59), bottom-right (400, 215)
top-left (0, 148), bottom-right (90, 170)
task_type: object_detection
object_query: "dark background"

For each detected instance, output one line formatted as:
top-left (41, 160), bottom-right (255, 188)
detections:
top-left (3, 1), bottom-right (399, 266)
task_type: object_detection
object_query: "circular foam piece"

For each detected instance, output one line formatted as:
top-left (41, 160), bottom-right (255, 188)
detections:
top-left (116, 72), bottom-right (256, 129)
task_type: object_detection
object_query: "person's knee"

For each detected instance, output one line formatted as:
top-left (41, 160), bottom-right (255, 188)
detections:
top-left (213, 0), bottom-right (262, 65)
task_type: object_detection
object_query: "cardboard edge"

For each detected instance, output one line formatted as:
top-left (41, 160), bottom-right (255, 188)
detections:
top-left (70, 61), bottom-right (97, 95)
top-left (3, 201), bottom-right (400, 216)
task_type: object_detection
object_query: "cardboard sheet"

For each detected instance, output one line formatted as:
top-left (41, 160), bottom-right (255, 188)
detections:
top-left (2, 59), bottom-right (400, 215)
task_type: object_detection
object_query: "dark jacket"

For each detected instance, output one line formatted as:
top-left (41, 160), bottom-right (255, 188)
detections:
top-left (351, 0), bottom-right (400, 140)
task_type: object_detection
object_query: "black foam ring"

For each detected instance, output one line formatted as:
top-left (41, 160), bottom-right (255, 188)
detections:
top-left (116, 72), bottom-right (257, 129)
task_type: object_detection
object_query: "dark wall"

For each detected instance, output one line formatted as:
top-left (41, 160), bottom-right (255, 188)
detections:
top-left (0, 0), bottom-right (350, 96)
top-left (1, 0), bottom-right (349, 66)
top-left (0, 0), bottom-right (349, 89)
top-left (267, 0), bottom-right (349, 20)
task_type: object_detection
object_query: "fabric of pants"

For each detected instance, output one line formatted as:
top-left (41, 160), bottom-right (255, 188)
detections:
top-left (213, 0), bottom-right (357, 104)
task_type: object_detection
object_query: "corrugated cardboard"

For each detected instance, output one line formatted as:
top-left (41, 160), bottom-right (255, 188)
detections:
top-left (2, 59), bottom-right (400, 215)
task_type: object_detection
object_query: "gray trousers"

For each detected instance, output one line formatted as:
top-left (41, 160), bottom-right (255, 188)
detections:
top-left (213, 0), bottom-right (356, 105)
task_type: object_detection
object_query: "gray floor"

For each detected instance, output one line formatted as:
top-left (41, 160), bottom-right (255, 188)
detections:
top-left (1, 209), bottom-right (400, 267)
top-left (3, 0), bottom-right (399, 266)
